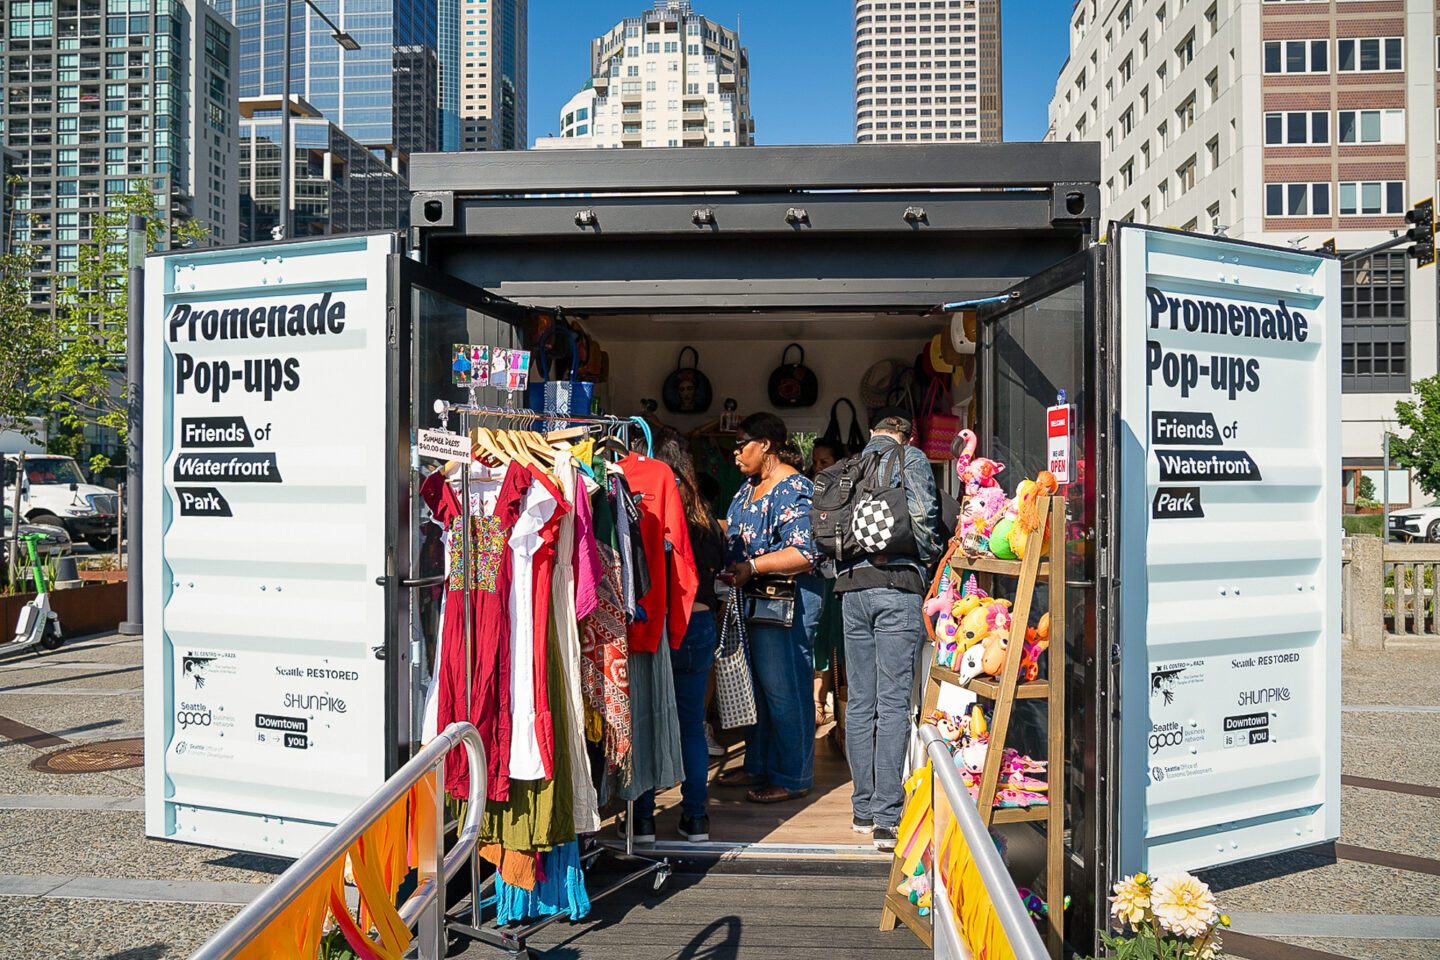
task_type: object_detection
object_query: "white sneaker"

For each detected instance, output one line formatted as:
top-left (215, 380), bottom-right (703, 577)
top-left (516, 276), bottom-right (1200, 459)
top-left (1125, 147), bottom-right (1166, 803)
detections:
top-left (705, 722), bottom-right (724, 757)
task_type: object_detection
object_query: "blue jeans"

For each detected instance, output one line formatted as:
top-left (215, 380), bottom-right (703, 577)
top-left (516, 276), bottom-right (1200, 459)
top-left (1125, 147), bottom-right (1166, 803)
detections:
top-left (841, 587), bottom-right (924, 828)
top-left (636, 609), bottom-right (718, 820)
top-left (743, 575), bottom-right (822, 792)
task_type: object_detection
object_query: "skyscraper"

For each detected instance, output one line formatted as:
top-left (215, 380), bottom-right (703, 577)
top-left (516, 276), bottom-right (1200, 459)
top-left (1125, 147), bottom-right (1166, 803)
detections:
top-left (1, 0), bottom-right (238, 309)
top-left (213, 0), bottom-right (441, 159)
top-left (535, 0), bottom-right (754, 150)
top-left (854, 0), bottom-right (1002, 143)
top-left (459, 0), bottom-right (527, 150)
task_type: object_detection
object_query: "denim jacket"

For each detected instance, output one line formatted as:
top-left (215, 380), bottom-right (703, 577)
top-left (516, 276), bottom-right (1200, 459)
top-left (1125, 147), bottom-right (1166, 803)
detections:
top-left (835, 435), bottom-right (942, 579)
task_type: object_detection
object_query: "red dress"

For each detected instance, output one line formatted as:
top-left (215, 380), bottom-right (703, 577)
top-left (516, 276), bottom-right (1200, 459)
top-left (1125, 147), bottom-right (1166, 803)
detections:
top-left (618, 454), bottom-right (698, 652)
top-left (421, 463), bottom-right (532, 801)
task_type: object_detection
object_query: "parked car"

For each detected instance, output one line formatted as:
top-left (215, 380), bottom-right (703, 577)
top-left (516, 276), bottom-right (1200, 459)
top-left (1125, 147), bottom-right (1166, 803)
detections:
top-left (1387, 502), bottom-right (1440, 542)
top-left (1, 504), bottom-right (73, 573)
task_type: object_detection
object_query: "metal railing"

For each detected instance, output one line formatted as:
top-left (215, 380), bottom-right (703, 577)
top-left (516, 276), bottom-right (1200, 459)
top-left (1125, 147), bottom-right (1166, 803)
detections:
top-left (189, 722), bottom-right (486, 960)
top-left (919, 723), bottom-right (1049, 960)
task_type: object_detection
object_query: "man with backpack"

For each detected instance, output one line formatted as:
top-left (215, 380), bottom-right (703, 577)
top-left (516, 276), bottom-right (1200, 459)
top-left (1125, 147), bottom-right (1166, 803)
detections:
top-left (811, 407), bottom-right (941, 851)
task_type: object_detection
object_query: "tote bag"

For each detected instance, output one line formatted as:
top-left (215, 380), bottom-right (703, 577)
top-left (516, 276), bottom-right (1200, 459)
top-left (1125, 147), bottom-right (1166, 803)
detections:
top-left (715, 591), bottom-right (758, 729)
top-left (527, 327), bottom-right (594, 425)
top-left (916, 378), bottom-right (960, 462)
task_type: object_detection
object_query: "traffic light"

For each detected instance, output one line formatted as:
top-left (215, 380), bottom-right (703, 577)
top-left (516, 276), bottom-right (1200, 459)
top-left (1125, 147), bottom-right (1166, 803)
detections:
top-left (1406, 198), bottom-right (1434, 268)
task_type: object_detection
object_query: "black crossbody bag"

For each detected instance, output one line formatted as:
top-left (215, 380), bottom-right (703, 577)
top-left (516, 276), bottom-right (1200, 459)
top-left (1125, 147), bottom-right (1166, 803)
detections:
top-left (745, 576), bottom-right (797, 629)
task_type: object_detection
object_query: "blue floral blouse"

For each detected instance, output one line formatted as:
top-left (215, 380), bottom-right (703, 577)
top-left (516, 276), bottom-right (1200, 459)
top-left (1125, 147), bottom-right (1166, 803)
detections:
top-left (725, 473), bottom-right (820, 567)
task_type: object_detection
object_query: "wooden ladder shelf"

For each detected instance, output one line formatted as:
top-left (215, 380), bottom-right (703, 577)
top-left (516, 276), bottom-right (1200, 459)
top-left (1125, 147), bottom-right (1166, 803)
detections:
top-left (880, 495), bottom-right (1066, 958)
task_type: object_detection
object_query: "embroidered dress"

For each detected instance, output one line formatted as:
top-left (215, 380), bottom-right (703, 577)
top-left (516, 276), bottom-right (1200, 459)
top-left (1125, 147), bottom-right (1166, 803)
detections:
top-left (421, 463), bottom-right (531, 802)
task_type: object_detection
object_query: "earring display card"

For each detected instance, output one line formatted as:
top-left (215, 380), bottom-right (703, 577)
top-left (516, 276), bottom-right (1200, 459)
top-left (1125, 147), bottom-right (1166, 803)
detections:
top-left (452, 344), bottom-right (490, 387)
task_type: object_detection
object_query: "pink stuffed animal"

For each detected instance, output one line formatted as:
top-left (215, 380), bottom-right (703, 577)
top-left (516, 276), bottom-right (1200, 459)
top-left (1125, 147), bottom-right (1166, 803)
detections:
top-left (956, 430), bottom-right (1006, 495)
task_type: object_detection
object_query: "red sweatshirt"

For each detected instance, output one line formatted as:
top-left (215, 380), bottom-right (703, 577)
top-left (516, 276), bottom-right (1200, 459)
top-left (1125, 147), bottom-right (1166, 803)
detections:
top-left (619, 454), bottom-right (697, 653)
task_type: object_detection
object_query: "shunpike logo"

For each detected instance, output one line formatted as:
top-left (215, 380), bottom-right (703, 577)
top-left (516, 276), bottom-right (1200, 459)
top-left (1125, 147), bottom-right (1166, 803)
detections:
top-left (1238, 686), bottom-right (1290, 706)
top-left (284, 692), bottom-right (347, 714)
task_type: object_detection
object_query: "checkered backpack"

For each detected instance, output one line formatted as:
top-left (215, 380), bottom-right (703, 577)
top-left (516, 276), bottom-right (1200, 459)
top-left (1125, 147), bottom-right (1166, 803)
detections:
top-left (812, 440), bottom-right (918, 561)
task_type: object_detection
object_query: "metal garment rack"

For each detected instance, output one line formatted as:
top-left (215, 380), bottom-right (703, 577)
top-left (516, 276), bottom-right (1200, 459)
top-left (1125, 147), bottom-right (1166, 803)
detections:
top-left (430, 396), bottom-right (670, 959)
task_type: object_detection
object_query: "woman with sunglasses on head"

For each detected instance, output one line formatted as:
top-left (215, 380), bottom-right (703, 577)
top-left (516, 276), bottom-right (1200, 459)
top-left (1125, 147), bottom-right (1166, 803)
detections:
top-left (717, 413), bottom-right (822, 804)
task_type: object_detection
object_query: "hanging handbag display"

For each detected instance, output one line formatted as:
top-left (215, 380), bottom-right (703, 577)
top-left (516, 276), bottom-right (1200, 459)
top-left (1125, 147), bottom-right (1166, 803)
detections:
top-left (662, 346), bottom-right (713, 414)
top-left (527, 326), bottom-right (595, 423)
top-left (916, 378), bottom-right (960, 461)
top-left (745, 575), bottom-right (797, 629)
top-left (820, 398), bottom-right (866, 453)
top-left (715, 591), bottom-right (758, 729)
top-left (767, 343), bottom-right (819, 408)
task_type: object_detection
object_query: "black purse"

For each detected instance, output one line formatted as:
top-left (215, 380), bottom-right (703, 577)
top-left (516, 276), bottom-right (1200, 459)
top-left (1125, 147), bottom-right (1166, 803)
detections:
top-left (820, 398), bottom-right (865, 453)
top-left (767, 343), bottom-right (819, 408)
top-left (745, 576), bottom-right (797, 629)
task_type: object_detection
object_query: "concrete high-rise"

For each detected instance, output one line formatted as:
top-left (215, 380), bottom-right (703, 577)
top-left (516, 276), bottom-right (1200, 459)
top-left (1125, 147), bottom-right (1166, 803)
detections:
top-left (1049, 0), bottom-right (1439, 506)
top-left (535, 0), bottom-right (754, 150)
top-left (854, 0), bottom-right (1002, 143)
top-left (1, 0), bottom-right (238, 309)
top-left (460, 0), bottom-right (527, 150)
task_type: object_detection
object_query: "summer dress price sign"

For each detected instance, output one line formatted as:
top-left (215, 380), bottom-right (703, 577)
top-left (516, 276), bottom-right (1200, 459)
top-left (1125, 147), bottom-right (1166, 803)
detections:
top-left (144, 234), bottom-right (396, 857)
top-left (1114, 225), bottom-right (1341, 875)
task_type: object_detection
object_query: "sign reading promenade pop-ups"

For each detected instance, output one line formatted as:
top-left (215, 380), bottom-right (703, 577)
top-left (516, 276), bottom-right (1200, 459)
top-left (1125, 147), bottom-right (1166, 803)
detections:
top-left (144, 235), bottom-right (396, 857)
top-left (1115, 225), bottom-right (1341, 874)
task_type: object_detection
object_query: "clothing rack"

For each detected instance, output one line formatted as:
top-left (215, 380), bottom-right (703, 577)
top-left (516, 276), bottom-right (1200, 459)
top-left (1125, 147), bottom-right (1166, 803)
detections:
top-left (431, 396), bottom-right (670, 960)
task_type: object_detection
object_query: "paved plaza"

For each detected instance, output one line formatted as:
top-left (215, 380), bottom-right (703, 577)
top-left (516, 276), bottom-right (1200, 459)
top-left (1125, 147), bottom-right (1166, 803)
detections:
top-left (0, 632), bottom-right (1434, 959)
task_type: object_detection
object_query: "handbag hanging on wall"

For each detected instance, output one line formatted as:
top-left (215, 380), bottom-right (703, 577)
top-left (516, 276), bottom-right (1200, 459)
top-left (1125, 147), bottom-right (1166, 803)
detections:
top-left (820, 398), bottom-right (866, 453)
top-left (662, 346), bottom-right (713, 414)
top-left (527, 326), bottom-right (595, 421)
top-left (767, 343), bottom-right (819, 408)
top-left (916, 378), bottom-right (960, 462)
top-left (921, 377), bottom-right (956, 463)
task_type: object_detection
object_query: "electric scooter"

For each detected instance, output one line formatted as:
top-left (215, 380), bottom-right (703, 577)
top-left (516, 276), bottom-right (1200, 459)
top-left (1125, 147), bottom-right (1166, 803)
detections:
top-left (9, 532), bottom-right (63, 653)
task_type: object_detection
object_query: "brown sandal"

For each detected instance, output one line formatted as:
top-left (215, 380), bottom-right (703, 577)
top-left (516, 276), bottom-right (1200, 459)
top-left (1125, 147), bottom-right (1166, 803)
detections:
top-left (745, 785), bottom-right (810, 804)
top-left (716, 770), bottom-right (764, 787)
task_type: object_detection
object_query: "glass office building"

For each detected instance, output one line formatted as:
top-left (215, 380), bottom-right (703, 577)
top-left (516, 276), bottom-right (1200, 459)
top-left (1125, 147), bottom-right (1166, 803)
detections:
top-left (237, 97), bottom-right (406, 242)
top-left (215, 0), bottom-right (441, 158)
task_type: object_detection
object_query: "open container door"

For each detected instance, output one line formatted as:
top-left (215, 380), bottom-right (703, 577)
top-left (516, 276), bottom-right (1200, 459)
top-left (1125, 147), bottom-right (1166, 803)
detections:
top-left (976, 245), bottom-right (1116, 949)
top-left (1111, 224), bottom-right (1341, 876)
top-left (142, 233), bottom-right (529, 857)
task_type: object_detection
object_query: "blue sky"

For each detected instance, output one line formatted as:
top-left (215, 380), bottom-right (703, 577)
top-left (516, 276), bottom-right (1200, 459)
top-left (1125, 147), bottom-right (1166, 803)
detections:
top-left (526, 1), bottom-right (1071, 146)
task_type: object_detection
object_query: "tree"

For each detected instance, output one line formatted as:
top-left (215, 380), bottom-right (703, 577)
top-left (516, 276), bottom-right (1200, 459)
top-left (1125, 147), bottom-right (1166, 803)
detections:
top-left (39, 188), bottom-right (207, 469)
top-left (0, 176), bottom-right (53, 440)
top-left (1389, 374), bottom-right (1440, 499)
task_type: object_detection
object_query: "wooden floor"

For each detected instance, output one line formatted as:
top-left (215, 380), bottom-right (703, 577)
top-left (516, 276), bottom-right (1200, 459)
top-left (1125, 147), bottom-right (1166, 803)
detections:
top-left (456, 868), bottom-right (930, 959)
top-left (605, 721), bottom-right (880, 853)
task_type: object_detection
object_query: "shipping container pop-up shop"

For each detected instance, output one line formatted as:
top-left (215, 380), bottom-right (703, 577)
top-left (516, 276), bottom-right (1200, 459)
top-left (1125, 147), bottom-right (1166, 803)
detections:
top-left (142, 144), bottom-right (1341, 953)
